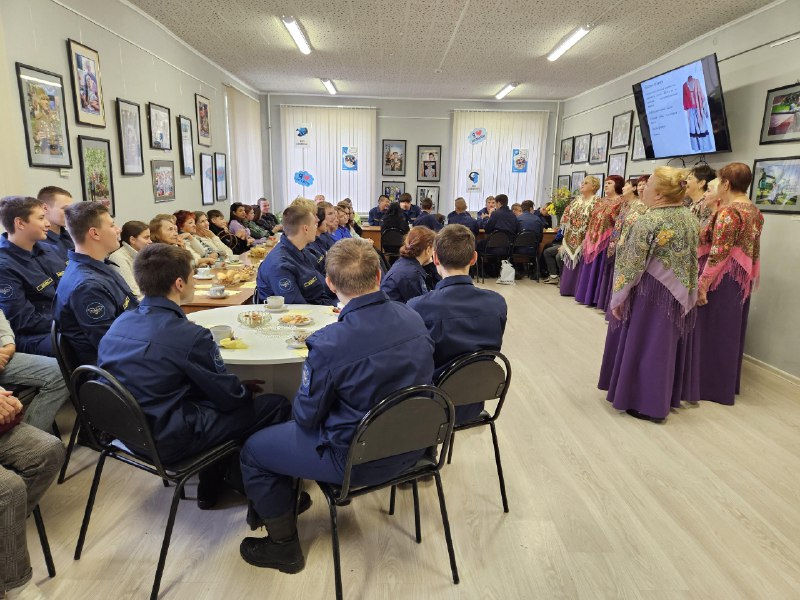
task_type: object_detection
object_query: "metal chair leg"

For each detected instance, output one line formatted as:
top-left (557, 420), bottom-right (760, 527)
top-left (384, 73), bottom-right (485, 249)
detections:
top-left (57, 420), bottom-right (81, 484)
top-left (412, 480), bottom-right (421, 543)
top-left (150, 479), bottom-right (186, 600)
top-left (328, 500), bottom-right (343, 600)
top-left (75, 451), bottom-right (108, 559)
top-left (434, 472), bottom-right (459, 585)
top-left (388, 484), bottom-right (397, 515)
top-left (489, 422), bottom-right (509, 513)
top-left (446, 432), bottom-right (455, 464)
top-left (33, 506), bottom-right (56, 577)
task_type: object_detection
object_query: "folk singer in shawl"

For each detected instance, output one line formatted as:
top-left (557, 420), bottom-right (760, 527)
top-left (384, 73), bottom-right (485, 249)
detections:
top-left (559, 176), bottom-right (599, 297)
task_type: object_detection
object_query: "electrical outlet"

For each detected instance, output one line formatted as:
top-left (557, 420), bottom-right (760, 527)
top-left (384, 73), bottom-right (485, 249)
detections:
top-left (59, 168), bottom-right (69, 178)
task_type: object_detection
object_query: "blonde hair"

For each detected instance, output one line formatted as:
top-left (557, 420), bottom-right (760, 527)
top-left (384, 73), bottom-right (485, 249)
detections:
top-left (651, 166), bottom-right (690, 202)
top-left (326, 238), bottom-right (379, 295)
top-left (290, 197), bottom-right (316, 213)
top-left (584, 176), bottom-right (601, 193)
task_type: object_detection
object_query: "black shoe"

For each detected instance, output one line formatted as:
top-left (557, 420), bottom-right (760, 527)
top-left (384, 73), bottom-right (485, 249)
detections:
top-left (240, 534), bottom-right (305, 573)
top-left (197, 477), bottom-right (221, 510)
top-left (246, 492), bottom-right (312, 531)
top-left (625, 409), bottom-right (664, 423)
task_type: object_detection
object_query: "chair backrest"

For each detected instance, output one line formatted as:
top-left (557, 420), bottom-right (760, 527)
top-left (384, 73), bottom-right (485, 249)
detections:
top-left (512, 230), bottom-right (539, 250)
top-left (50, 320), bottom-right (80, 394)
top-left (435, 350), bottom-right (512, 420)
top-left (381, 228), bottom-right (406, 252)
top-left (485, 231), bottom-right (512, 250)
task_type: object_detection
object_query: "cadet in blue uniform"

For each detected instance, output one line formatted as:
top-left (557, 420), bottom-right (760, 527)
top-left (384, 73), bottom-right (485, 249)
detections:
top-left (380, 226), bottom-right (435, 303)
top-left (256, 205), bottom-right (337, 305)
top-left (477, 195), bottom-right (496, 227)
top-left (37, 186), bottom-right (75, 262)
top-left (54, 203), bottom-right (138, 365)
top-left (446, 197), bottom-right (479, 235)
top-left (484, 194), bottom-right (518, 235)
top-left (398, 193), bottom-right (421, 223)
top-left (413, 197), bottom-right (443, 231)
top-left (409, 225), bottom-right (507, 423)
top-left (0, 197), bottom-right (66, 356)
top-left (239, 238), bottom-right (434, 573)
top-left (97, 243), bottom-right (291, 508)
top-left (367, 195), bottom-right (390, 225)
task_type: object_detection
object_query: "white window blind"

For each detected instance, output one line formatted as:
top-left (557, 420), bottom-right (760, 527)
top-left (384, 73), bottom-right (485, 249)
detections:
top-left (225, 85), bottom-right (264, 204)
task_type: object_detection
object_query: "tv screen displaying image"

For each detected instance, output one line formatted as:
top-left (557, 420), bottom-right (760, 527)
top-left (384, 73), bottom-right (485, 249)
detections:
top-left (632, 54), bottom-right (731, 160)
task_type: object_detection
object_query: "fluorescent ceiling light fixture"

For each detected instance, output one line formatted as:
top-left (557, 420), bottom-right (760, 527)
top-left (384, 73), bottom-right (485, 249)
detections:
top-left (495, 82), bottom-right (518, 100)
top-left (321, 78), bottom-right (337, 95)
top-left (771, 33), bottom-right (800, 47)
top-left (281, 16), bottom-right (311, 55)
top-left (547, 24), bottom-right (592, 61)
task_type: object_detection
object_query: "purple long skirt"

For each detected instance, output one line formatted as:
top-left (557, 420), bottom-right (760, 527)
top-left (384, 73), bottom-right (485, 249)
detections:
top-left (559, 260), bottom-right (583, 297)
top-left (594, 256), bottom-right (615, 312)
top-left (598, 274), bottom-right (687, 420)
top-left (574, 254), bottom-right (605, 305)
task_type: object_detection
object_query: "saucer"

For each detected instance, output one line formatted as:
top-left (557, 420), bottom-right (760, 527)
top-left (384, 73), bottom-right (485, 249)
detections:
top-left (285, 338), bottom-right (307, 349)
top-left (265, 306), bottom-right (289, 313)
top-left (195, 274), bottom-right (214, 280)
top-left (207, 292), bottom-right (230, 299)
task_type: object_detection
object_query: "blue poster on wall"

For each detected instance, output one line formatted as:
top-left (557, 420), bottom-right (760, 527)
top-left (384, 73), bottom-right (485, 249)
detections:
top-left (342, 146), bottom-right (358, 171)
top-left (512, 149), bottom-right (529, 173)
top-left (294, 170), bottom-right (314, 186)
top-left (468, 127), bottom-right (487, 144)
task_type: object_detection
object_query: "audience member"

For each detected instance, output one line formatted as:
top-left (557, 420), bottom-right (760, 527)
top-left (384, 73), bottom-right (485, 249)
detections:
top-left (541, 228), bottom-right (564, 284)
top-left (517, 200), bottom-right (544, 237)
top-left (245, 205), bottom-right (270, 239)
top-left (398, 193), bottom-right (421, 222)
top-left (381, 202), bottom-right (410, 234)
top-left (413, 197), bottom-right (442, 231)
top-left (229, 203), bottom-right (264, 245)
top-left (368, 195), bottom-right (390, 226)
top-left (484, 194), bottom-right (517, 236)
top-left (194, 211), bottom-right (232, 259)
top-left (511, 202), bottom-right (523, 217)
top-left (330, 206), bottom-right (353, 241)
top-left (477, 195), bottom-right (496, 227)
top-left (305, 202), bottom-right (337, 273)
top-left (533, 204), bottom-right (553, 229)
top-left (446, 198), bottom-right (479, 235)
top-left (208, 209), bottom-right (251, 255)
top-left (255, 197), bottom-right (281, 233)
top-left (337, 201), bottom-right (362, 237)
top-left (37, 186), bottom-right (75, 262)
top-left (380, 227), bottom-right (435, 302)
top-left (313, 194), bottom-right (326, 204)
top-left (175, 210), bottom-right (217, 267)
top-left (109, 221), bottom-right (151, 298)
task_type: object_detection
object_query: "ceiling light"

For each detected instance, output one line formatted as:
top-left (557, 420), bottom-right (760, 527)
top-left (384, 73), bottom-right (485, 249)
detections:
top-left (547, 24), bottom-right (593, 61)
top-left (495, 82), bottom-right (518, 100)
top-left (771, 33), bottom-right (800, 47)
top-left (321, 78), bottom-right (337, 95)
top-left (281, 16), bottom-right (311, 55)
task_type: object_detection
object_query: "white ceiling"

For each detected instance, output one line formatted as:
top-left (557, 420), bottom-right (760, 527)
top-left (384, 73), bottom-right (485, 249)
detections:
top-left (129, 0), bottom-right (775, 100)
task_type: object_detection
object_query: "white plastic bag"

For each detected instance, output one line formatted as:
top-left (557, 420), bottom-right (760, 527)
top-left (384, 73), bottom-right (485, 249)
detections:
top-left (496, 260), bottom-right (516, 285)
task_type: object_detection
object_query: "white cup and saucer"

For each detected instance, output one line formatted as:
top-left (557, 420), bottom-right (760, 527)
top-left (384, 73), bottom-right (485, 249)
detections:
top-left (208, 284), bottom-right (228, 299)
top-left (264, 296), bottom-right (288, 312)
top-left (195, 267), bottom-right (213, 280)
top-left (209, 325), bottom-right (233, 344)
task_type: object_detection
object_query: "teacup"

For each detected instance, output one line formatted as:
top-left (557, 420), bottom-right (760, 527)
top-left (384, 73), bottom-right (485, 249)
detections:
top-left (213, 260), bottom-right (225, 268)
top-left (266, 295), bottom-right (285, 309)
top-left (292, 330), bottom-right (310, 345)
top-left (209, 325), bottom-right (233, 343)
top-left (208, 284), bottom-right (226, 298)
top-left (197, 266), bottom-right (211, 277)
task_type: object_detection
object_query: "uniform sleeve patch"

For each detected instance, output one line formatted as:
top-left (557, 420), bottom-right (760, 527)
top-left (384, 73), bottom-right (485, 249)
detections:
top-left (300, 363), bottom-right (311, 394)
top-left (0, 284), bottom-right (12, 298)
top-left (85, 302), bottom-right (107, 320)
top-left (278, 277), bottom-right (293, 292)
top-left (211, 347), bottom-right (226, 372)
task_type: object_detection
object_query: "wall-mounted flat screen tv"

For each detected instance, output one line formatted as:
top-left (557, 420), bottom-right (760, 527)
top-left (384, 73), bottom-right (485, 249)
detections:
top-left (632, 54), bottom-right (732, 160)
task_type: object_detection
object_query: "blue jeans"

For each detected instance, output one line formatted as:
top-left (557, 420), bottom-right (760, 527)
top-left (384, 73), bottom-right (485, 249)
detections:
top-left (0, 352), bottom-right (69, 431)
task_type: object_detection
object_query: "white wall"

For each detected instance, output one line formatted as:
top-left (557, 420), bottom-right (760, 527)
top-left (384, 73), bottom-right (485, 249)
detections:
top-left (558, 0), bottom-right (800, 378)
top-left (0, 0), bottom-right (259, 225)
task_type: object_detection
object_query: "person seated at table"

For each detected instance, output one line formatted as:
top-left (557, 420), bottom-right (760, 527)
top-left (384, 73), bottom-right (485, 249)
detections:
top-left (534, 203), bottom-right (553, 229)
top-left (447, 198), bottom-right (479, 235)
top-left (194, 211), bottom-right (232, 260)
top-left (413, 197), bottom-right (443, 231)
top-left (239, 237), bottom-right (434, 572)
top-left (511, 202), bottom-right (523, 217)
top-left (150, 214), bottom-right (206, 268)
top-left (336, 201), bottom-right (362, 238)
top-left (368, 195), bottom-right (390, 226)
top-left (484, 194), bottom-right (517, 236)
top-left (0, 196), bottom-right (67, 356)
top-left (255, 197), bottom-right (282, 233)
top-left (97, 243), bottom-right (292, 509)
top-left (256, 205), bottom-right (337, 306)
top-left (208, 209), bottom-right (252, 255)
top-left (477, 195), bottom-right (496, 227)
top-left (245, 205), bottom-right (271, 239)
top-left (517, 200), bottom-right (544, 237)
top-left (330, 206), bottom-right (353, 242)
top-left (305, 203), bottom-right (338, 274)
top-left (38, 185), bottom-right (75, 262)
top-left (380, 227), bottom-right (435, 303)
top-left (408, 224), bottom-right (507, 423)
top-left (230, 203), bottom-right (266, 245)
top-left (175, 210), bottom-right (219, 267)
top-left (339, 198), bottom-right (362, 226)
top-left (109, 221), bottom-right (152, 298)
top-left (398, 193), bottom-right (421, 223)
top-left (380, 202), bottom-right (410, 235)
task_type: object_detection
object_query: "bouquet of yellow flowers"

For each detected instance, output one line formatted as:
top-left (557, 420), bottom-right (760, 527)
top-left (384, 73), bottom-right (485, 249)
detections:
top-left (549, 186), bottom-right (573, 218)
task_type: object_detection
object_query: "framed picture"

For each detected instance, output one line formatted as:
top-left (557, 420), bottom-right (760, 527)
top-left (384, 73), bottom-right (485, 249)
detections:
top-left (608, 152), bottom-right (627, 177)
top-left (416, 186), bottom-right (440, 210)
top-left (200, 153), bottom-right (214, 206)
top-left (196, 94), bottom-right (212, 147)
top-left (214, 152), bottom-right (228, 200)
top-left (751, 156), bottom-right (800, 213)
top-left (557, 175), bottom-right (571, 190)
top-left (382, 139), bottom-right (406, 176)
top-left (631, 125), bottom-right (646, 161)
top-left (115, 99), bottom-right (143, 176)
top-left (151, 160), bottom-right (175, 202)
top-left (15, 63), bottom-right (72, 169)
top-left (560, 137), bottom-right (573, 165)
top-left (78, 136), bottom-right (115, 215)
top-left (589, 173), bottom-right (605, 197)
top-left (573, 134), bottom-right (590, 163)
top-left (570, 171), bottom-right (586, 194)
top-left (760, 83), bottom-right (800, 145)
top-left (417, 145), bottom-right (441, 182)
top-left (611, 110), bottom-right (634, 148)
top-left (177, 115), bottom-right (195, 176)
top-left (382, 181), bottom-right (405, 202)
top-left (67, 39), bottom-right (105, 127)
top-left (589, 132), bottom-right (609, 164)
top-left (147, 103), bottom-right (171, 150)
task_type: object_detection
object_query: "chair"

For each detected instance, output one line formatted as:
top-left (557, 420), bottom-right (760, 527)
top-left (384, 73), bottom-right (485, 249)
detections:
top-left (436, 351), bottom-right (512, 512)
top-left (70, 365), bottom-right (239, 600)
top-left (32, 505), bottom-right (56, 578)
top-left (50, 321), bottom-right (83, 484)
top-left (478, 231), bottom-right (512, 283)
top-left (316, 384), bottom-right (458, 600)
top-left (512, 230), bottom-right (541, 281)
top-left (380, 227), bottom-right (406, 265)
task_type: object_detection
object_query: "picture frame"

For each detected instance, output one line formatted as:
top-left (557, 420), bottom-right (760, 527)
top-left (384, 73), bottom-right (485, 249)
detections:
top-left (631, 125), bottom-right (646, 161)
top-left (416, 186), bottom-right (440, 210)
top-left (147, 102), bottom-right (171, 150)
top-left (66, 39), bottom-right (106, 128)
top-left (382, 181), bottom-right (405, 202)
top-left (15, 62), bottom-right (72, 169)
top-left (589, 132), bottom-right (610, 164)
top-left (573, 134), bottom-right (590, 163)
top-left (214, 152), bottom-right (228, 201)
top-left (200, 153), bottom-right (214, 206)
top-left (570, 171), bottom-right (586, 194)
top-left (151, 160), bottom-right (175, 202)
top-left (78, 136), bottom-right (115, 215)
top-left (759, 83), bottom-right (800, 145)
top-left (382, 139), bottom-right (406, 176)
top-left (177, 115), bottom-right (195, 176)
top-left (560, 137), bottom-right (573, 165)
top-left (611, 110), bottom-right (634, 148)
top-left (557, 175), bottom-right (571, 190)
top-left (608, 152), bottom-right (627, 177)
top-left (196, 93), bottom-right (212, 147)
top-left (417, 145), bottom-right (441, 182)
top-left (115, 98), bottom-right (143, 176)
top-left (750, 156), bottom-right (800, 213)
top-left (589, 173), bottom-right (606, 197)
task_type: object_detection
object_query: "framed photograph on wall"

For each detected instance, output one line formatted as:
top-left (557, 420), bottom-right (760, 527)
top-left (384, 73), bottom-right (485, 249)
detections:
top-left (67, 39), bottom-right (105, 127)
top-left (214, 152), bottom-right (228, 200)
top-left (147, 102), bottom-right (171, 150)
top-left (760, 83), bottom-right (800, 145)
top-left (573, 134), bottom-right (590, 163)
top-left (570, 171), bottom-right (586, 194)
top-left (200, 153), bottom-right (214, 206)
top-left (177, 115), bottom-right (195, 176)
top-left (751, 156), bottom-right (800, 213)
top-left (382, 181), bottom-right (405, 202)
top-left (196, 94), bottom-right (212, 147)
top-left (151, 160), bottom-right (175, 202)
top-left (560, 137), bottom-right (573, 165)
top-left (589, 173), bottom-right (606, 197)
top-left (382, 139), bottom-right (406, 176)
top-left (557, 175), bottom-right (571, 190)
top-left (15, 62), bottom-right (72, 169)
top-left (631, 125), bottom-right (646, 161)
top-left (417, 145), bottom-right (441, 182)
top-left (589, 132), bottom-right (609, 164)
top-left (78, 136), bottom-right (115, 215)
top-left (416, 186), bottom-right (440, 210)
top-left (116, 99), bottom-right (143, 175)
top-left (608, 152), bottom-right (627, 177)
top-left (611, 110), bottom-right (634, 148)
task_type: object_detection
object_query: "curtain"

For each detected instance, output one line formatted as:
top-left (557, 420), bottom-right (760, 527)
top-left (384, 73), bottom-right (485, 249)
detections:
top-left (225, 85), bottom-right (264, 204)
top-left (279, 105), bottom-right (376, 213)
top-left (449, 110), bottom-right (549, 211)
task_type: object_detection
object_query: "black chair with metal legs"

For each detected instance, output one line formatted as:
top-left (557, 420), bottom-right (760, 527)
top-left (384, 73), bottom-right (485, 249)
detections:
top-left (50, 321), bottom-right (83, 484)
top-left (478, 231), bottom-right (512, 283)
top-left (380, 227), bottom-right (406, 266)
top-left (511, 230), bottom-right (541, 280)
top-left (31, 505), bottom-right (56, 578)
top-left (71, 365), bottom-right (239, 600)
top-left (316, 384), bottom-right (458, 600)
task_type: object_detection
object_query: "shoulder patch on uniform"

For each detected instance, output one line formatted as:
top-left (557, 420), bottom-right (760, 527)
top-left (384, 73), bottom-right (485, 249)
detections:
top-left (278, 277), bottom-right (293, 292)
top-left (300, 363), bottom-right (311, 394)
top-left (211, 346), bottom-right (226, 372)
top-left (85, 302), bottom-right (106, 320)
top-left (36, 277), bottom-right (54, 292)
top-left (0, 283), bottom-right (12, 298)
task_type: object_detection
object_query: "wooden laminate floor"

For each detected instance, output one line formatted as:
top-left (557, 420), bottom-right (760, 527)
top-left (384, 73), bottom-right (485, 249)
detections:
top-left (29, 279), bottom-right (800, 599)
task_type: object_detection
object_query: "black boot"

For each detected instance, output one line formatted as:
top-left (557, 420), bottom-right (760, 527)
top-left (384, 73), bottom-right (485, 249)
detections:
top-left (246, 491), bottom-right (312, 531)
top-left (240, 511), bottom-right (305, 573)
top-left (197, 462), bottom-right (226, 510)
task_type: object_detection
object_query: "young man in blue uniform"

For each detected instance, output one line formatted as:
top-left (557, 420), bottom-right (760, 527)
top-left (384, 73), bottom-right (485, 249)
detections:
top-left (413, 197), bottom-right (443, 231)
top-left (0, 197), bottom-right (67, 356)
top-left (256, 205), bottom-right (337, 306)
top-left (517, 200), bottom-right (544, 236)
top-left (239, 238), bottom-right (435, 573)
top-left (446, 197), bottom-right (479, 235)
top-left (54, 203), bottom-right (138, 365)
top-left (408, 224), bottom-right (507, 423)
top-left (398, 193), bottom-right (421, 223)
top-left (476, 195), bottom-right (496, 227)
top-left (367, 195), bottom-right (390, 226)
top-left (37, 186), bottom-right (75, 262)
top-left (97, 244), bottom-right (291, 508)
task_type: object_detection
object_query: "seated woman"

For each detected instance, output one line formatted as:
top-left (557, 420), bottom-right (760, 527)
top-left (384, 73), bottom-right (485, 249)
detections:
top-left (208, 209), bottom-right (251, 255)
top-left (149, 214), bottom-right (206, 267)
top-left (246, 205), bottom-right (271, 239)
top-left (330, 205), bottom-right (353, 241)
top-left (109, 220), bottom-right (152, 298)
top-left (337, 201), bottom-right (362, 237)
top-left (380, 226), bottom-right (436, 302)
top-left (380, 202), bottom-right (410, 235)
top-left (174, 210), bottom-right (218, 267)
top-left (230, 203), bottom-right (266, 245)
top-left (194, 210), bottom-right (232, 259)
